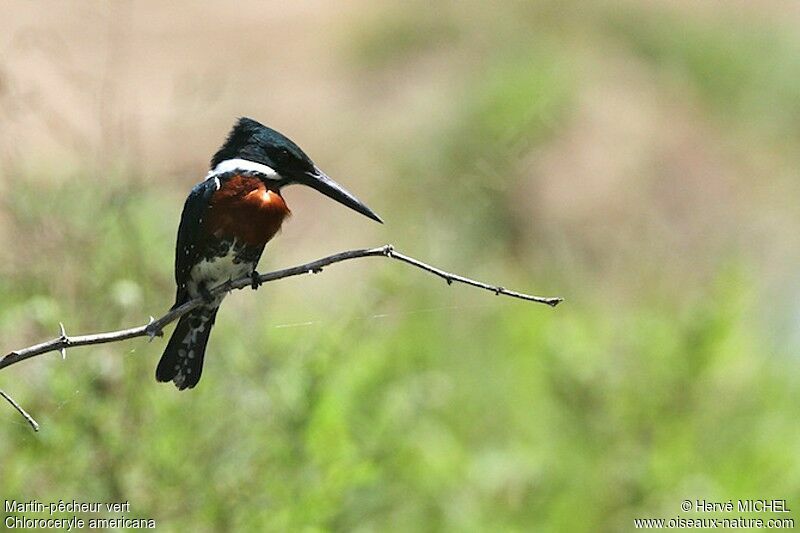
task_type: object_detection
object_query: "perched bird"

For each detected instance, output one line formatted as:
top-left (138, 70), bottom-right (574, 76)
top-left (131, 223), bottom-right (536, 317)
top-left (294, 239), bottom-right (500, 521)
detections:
top-left (157, 117), bottom-right (382, 389)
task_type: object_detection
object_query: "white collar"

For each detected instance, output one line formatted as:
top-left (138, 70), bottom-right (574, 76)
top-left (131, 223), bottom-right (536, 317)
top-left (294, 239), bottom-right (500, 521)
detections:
top-left (206, 158), bottom-right (280, 180)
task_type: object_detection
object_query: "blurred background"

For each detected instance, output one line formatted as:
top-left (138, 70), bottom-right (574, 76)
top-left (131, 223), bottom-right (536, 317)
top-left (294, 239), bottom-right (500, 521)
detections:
top-left (1, 0), bottom-right (799, 530)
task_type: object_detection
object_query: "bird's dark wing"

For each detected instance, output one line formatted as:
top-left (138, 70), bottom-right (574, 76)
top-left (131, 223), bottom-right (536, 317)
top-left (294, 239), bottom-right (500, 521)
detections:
top-left (173, 177), bottom-right (217, 307)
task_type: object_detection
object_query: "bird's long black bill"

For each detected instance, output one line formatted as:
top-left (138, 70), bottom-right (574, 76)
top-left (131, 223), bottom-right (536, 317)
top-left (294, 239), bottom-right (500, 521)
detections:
top-left (303, 167), bottom-right (383, 223)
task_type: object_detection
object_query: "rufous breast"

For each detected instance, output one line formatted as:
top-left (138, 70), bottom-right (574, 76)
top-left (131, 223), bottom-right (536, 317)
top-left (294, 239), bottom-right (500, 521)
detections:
top-left (205, 174), bottom-right (290, 246)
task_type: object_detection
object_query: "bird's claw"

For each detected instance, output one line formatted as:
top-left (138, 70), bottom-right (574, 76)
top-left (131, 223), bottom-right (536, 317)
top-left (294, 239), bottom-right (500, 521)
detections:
top-left (251, 270), bottom-right (262, 290)
top-left (199, 285), bottom-right (215, 304)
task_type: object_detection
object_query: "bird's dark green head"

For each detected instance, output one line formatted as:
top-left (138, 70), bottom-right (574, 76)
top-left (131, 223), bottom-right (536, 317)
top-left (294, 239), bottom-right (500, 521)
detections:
top-left (211, 117), bottom-right (313, 176)
top-left (210, 117), bottom-right (382, 223)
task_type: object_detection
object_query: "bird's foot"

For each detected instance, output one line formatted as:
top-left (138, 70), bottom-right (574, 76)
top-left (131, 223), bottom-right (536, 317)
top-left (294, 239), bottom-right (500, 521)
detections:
top-left (251, 270), bottom-right (262, 290)
top-left (199, 285), bottom-right (215, 304)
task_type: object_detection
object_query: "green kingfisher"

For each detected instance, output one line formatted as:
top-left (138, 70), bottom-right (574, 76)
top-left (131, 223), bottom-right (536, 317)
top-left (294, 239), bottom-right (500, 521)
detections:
top-left (156, 117), bottom-right (382, 389)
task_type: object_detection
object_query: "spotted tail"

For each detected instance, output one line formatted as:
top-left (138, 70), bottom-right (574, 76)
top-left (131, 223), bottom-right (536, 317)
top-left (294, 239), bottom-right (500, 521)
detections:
top-left (156, 307), bottom-right (219, 390)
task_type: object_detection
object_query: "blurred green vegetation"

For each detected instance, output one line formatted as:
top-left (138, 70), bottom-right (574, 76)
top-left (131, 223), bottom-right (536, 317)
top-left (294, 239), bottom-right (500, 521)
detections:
top-left (2, 1), bottom-right (800, 531)
top-left (605, 6), bottom-right (800, 141)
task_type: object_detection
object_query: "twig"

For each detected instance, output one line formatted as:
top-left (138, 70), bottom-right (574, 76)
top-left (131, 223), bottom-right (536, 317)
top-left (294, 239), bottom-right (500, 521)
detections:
top-left (0, 389), bottom-right (39, 432)
top-left (0, 244), bottom-right (562, 429)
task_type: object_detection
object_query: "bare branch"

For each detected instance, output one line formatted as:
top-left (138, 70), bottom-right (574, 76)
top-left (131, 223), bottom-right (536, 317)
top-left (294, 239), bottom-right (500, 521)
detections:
top-left (0, 244), bottom-right (562, 429)
top-left (0, 389), bottom-right (39, 432)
